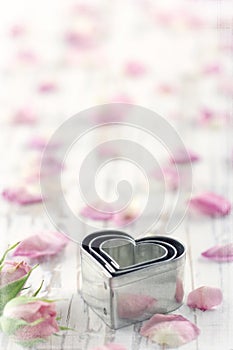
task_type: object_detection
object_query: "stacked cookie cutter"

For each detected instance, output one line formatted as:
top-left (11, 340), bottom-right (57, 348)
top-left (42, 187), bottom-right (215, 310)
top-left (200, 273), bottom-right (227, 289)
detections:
top-left (81, 230), bottom-right (186, 329)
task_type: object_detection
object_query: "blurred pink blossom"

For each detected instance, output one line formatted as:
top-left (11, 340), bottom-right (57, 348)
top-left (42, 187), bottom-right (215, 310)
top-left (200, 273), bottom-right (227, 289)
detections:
top-left (27, 136), bottom-right (60, 151)
top-left (202, 243), bottom-right (233, 262)
top-left (171, 149), bottom-right (200, 164)
top-left (189, 192), bottom-right (231, 217)
top-left (0, 261), bottom-right (31, 287)
top-left (118, 294), bottom-right (157, 319)
top-left (16, 50), bottom-right (38, 64)
top-left (202, 63), bottom-right (222, 75)
top-left (113, 209), bottom-right (139, 227)
top-left (153, 166), bottom-right (179, 191)
top-left (2, 187), bottom-right (42, 206)
top-left (12, 107), bottom-right (38, 125)
top-left (187, 286), bottom-right (223, 311)
top-left (37, 82), bottom-right (58, 93)
top-left (9, 24), bottom-right (26, 38)
top-left (124, 61), bottom-right (147, 77)
top-left (12, 231), bottom-right (69, 260)
top-left (80, 204), bottom-right (113, 221)
top-left (140, 314), bottom-right (200, 347)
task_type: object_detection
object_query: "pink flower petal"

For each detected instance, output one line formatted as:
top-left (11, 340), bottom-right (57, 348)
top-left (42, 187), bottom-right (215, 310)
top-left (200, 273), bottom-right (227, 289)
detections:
top-left (112, 209), bottom-right (139, 227)
top-left (37, 82), bottom-right (58, 93)
top-left (140, 314), bottom-right (200, 348)
top-left (80, 204), bottom-right (113, 221)
top-left (124, 61), bottom-right (147, 77)
top-left (153, 166), bottom-right (179, 191)
top-left (187, 286), bottom-right (223, 311)
top-left (12, 107), bottom-right (38, 125)
top-left (26, 136), bottom-right (60, 151)
top-left (118, 294), bottom-right (157, 319)
top-left (189, 192), bottom-right (231, 217)
top-left (91, 344), bottom-right (126, 350)
top-left (2, 187), bottom-right (42, 206)
top-left (12, 231), bottom-right (69, 260)
top-left (170, 149), bottom-right (200, 165)
top-left (201, 243), bottom-right (233, 262)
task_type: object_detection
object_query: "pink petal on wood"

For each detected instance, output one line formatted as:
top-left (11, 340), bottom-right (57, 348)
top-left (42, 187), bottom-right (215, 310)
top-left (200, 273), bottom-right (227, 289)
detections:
top-left (202, 243), bottom-right (233, 262)
top-left (124, 61), bottom-right (147, 77)
top-left (80, 204), bottom-right (113, 221)
top-left (170, 149), bottom-right (200, 165)
top-left (140, 314), bottom-right (200, 348)
top-left (189, 192), bottom-right (231, 217)
top-left (2, 187), bottom-right (42, 206)
top-left (187, 286), bottom-right (223, 311)
top-left (12, 107), bottom-right (38, 125)
top-left (12, 231), bottom-right (69, 260)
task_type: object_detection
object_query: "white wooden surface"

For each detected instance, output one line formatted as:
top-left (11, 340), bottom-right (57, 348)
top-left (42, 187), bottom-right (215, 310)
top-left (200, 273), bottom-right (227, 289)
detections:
top-left (0, 0), bottom-right (233, 349)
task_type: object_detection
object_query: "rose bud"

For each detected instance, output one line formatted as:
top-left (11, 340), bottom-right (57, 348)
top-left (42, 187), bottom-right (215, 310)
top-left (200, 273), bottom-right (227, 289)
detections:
top-left (0, 261), bottom-right (31, 287)
top-left (0, 296), bottom-right (59, 346)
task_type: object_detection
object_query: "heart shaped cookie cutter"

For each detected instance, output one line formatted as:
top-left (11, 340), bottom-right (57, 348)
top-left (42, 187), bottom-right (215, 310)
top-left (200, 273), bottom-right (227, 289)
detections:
top-left (81, 230), bottom-right (186, 329)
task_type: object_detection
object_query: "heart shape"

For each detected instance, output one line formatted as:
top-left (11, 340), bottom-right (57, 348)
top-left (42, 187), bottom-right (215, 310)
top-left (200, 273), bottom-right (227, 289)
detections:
top-left (82, 230), bottom-right (185, 276)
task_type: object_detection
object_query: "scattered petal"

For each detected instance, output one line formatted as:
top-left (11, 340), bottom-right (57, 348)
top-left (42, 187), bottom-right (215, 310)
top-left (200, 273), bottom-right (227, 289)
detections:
top-left (113, 208), bottom-right (139, 227)
top-left (201, 243), bottom-right (233, 262)
top-left (171, 149), bottom-right (200, 164)
top-left (80, 204), bottom-right (113, 221)
top-left (189, 192), bottom-right (231, 217)
top-left (187, 286), bottom-right (223, 311)
top-left (140, 314), bottom-right (200, 348)
top-left (12, 231), bottom-right (69, 260)
top-left (37, 82), bottom-right (58, 93)
top-left (118, 294), bottom-right (157, 319)
top-left (2, 187), bottom-right (42, 206)
top-left (124, 61), bottom-right (147, 77)
top-left (12, 107), bottom-right (38, 125)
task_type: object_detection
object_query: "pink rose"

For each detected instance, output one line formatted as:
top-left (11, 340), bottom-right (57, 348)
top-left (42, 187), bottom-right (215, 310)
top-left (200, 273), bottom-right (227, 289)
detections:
top-left (0, 261), bottom-right (31, 287)
top-left (12, 231), bottom-right (69, 260)
top-left (0, 296), bottom-right (59, 343)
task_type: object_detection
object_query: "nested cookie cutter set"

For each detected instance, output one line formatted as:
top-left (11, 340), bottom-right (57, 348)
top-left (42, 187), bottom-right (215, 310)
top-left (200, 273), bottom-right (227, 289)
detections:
top-left (81, 230), bottom-right (186, 329)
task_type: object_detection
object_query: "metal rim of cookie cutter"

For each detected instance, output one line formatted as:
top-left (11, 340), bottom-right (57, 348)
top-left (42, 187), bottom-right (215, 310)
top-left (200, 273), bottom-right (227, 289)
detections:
top-left (81, 230), bottom-right (186, 329)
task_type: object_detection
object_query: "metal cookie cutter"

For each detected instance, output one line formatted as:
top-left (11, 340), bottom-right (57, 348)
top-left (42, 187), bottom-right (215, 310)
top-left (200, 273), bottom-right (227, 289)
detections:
top-left (81, 230), bottom-right (186, 329)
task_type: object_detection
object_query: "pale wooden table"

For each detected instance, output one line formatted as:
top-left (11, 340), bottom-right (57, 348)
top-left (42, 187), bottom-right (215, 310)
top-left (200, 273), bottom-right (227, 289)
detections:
top-left (0, 121), bottom-right (232, 350)
top-left (0, 1), bottom-right (232, 349)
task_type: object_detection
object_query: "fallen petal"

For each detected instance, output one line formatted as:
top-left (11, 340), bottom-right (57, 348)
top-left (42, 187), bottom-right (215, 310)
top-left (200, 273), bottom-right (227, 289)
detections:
top-left (12, 107), bottom-right (38, 125)
top-left (80, 204), bottom-right (113, 221)
top-left (187, 286), bottom-right (223, 311)
top-left (202, 243), bottom-right (233, 262)
top-left (171, 149), bottom-right (200, 165)
top-left (189, 192), bottom-right (231, 217)
top-left (140, 314), bottom-right (200, 348)
top-left (2, 187), bottom-right (42, 206)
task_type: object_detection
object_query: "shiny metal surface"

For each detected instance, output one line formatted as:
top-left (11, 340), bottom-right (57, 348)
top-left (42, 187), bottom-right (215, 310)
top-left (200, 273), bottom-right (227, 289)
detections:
top-left (81, 230), bottom-right (186, 329)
